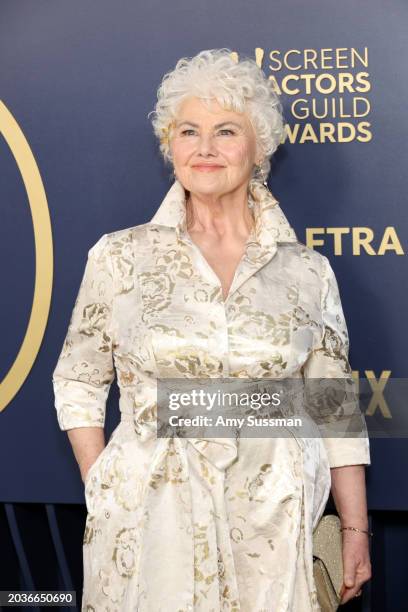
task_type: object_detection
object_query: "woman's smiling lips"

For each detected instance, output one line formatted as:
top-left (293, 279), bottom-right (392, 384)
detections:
top-left (191, 164), bottom-right (225, 172)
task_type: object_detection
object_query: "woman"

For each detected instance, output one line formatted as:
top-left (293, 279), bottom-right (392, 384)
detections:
top-left (52, 49), bottom-right (371, 611)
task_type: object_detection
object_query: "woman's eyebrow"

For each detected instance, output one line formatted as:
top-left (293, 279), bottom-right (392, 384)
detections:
top-left (175, 120), bottom-right (243, 128)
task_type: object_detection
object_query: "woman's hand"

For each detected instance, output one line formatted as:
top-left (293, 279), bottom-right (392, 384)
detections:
top-left (329, 464), bottom-right (372, 604)
top-left (339, 531), bottom-right (372, 604)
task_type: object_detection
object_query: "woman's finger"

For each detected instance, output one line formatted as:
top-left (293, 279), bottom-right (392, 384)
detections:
top-left (340, 580), bottom-right (365, 604)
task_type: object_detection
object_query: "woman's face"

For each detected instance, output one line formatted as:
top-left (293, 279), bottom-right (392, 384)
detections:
top-left (169, 96), bottom-right (261, 197)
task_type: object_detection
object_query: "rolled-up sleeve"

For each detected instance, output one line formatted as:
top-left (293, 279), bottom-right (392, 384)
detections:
top-left (302, 255), bottom-right (371, 468)
top-left (52, 233), bottom-right (115, 431)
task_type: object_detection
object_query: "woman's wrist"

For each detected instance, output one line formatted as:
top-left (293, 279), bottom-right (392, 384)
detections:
top-left (339, 514), bottom-right (369, 530)
top-left (80, 463), bottom-right (92, 483)
top-left (80, 451), bottom-right (104, 482)
top-left (340, 525), bottom-right (373, 537)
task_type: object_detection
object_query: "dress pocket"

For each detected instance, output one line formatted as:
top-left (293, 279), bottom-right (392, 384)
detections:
top-left (83, 444), bottom-right (110, 513)
top-left (84, 450), bottom-right (104, 487)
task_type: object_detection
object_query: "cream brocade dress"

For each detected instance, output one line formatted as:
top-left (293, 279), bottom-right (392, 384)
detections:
top-left (52, 179), bottom-right (370, 612)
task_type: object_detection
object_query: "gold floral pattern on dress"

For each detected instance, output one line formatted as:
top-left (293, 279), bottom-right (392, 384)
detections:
top-left (138, 270), bottom-right (175, 318)
top-left (113, 527), bottom-right (140, 577)
top-left (83, 514), bottom-right (99, 546)
top-left (99, 567), bottom-right (126, 604)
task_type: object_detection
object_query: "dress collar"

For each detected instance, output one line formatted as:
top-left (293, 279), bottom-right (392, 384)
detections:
top-left (149, 179), bottom-right (297, 249)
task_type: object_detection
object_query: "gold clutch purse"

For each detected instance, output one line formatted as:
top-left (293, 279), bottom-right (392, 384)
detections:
top-left (312, 514), bottom-right (343, 612)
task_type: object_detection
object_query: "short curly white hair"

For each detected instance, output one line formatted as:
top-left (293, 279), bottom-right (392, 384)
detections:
top-left (148, 48), bottom-right (286, 183)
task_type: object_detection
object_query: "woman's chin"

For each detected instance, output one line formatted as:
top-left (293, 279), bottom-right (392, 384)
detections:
top-left (182, 176), bottom-right (235, 196)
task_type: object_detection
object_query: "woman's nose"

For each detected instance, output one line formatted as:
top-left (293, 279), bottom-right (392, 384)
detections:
top-left (196, 134), bottom-right (217, 156)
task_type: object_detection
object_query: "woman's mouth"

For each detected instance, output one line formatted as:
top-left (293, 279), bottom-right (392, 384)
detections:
top-left (192, 165), bottom-right (224, 172)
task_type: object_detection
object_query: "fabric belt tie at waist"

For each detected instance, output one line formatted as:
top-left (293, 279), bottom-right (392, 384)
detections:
top-left (120, 410), bottom-right (239, 472)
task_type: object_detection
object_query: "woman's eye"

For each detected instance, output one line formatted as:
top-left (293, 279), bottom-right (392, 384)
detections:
top-left (181, 129), bottom-right (196, 136)
top-left (218, 129), bottom-right (234, 135)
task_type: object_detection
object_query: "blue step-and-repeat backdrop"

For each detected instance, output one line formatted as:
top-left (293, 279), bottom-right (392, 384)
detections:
top-left (0, 0), bottom-right (407, 507)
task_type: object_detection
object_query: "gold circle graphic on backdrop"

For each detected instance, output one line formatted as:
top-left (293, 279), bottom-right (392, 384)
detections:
top-left (0, 100), bottom-right (53, 411)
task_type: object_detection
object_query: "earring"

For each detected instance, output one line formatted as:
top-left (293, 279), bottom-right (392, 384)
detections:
top-left (254, 163), bottom-right (267, 186)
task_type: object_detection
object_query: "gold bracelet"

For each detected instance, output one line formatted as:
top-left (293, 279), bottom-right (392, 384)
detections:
top-left (340, 526), bottom-right (373, 537)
